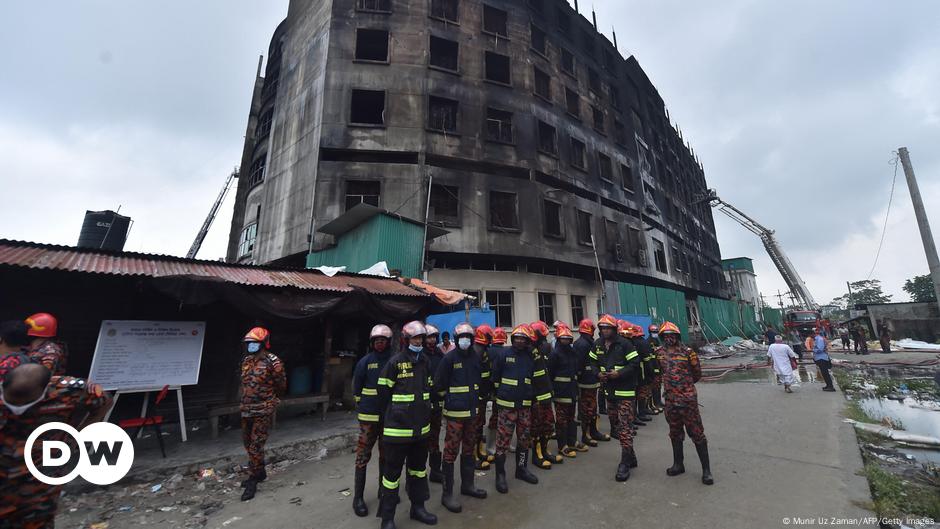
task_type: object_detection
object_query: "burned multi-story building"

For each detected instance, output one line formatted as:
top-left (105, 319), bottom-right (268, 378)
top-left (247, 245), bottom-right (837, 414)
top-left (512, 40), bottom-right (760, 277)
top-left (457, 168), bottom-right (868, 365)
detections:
top-left (227, 0), bottom-right (728, 329)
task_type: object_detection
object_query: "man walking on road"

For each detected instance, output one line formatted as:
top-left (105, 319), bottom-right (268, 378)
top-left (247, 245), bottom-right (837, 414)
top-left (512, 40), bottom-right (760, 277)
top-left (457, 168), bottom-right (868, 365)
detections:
top-left (813, 329), bottom-right (837, 392)
top-left (767, 335), bottom-right (799, 393)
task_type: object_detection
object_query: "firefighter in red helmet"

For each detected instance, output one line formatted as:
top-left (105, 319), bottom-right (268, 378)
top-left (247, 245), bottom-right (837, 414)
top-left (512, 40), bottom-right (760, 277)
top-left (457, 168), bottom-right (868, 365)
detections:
top-left (574, 317), bottom-right (604, 448)
top-left (596, 315), bottom-right (641, 481)
top-left (25, 313), bottom-right (68, 376)
top-left (239, 326), bottom-right (287, 501)
top-left (472, 324), bottom-right (496, 470)
top-left (528, 320), bottom-right (558, 469)
top-left (424, 324), bottom-right (445, 484)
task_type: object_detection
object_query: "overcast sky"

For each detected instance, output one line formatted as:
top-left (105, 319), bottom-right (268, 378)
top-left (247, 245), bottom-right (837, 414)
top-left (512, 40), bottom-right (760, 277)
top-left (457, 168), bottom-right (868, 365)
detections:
top-left (2, 1), bottom-right (939, 304)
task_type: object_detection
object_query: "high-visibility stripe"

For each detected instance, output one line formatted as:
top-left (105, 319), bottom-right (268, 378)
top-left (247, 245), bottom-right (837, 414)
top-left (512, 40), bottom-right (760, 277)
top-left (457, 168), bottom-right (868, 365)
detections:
top-left (588, 352), bottom-right (598, 360)
top-left (554, 397), bottom-right (573, 404)
top-left (524, 378), bottom-right (531, 385)
top-left (625, 351), bottom-right (639, 361)
top-left (423, 393), bottom-right (431, 400)
top-left (378, 377), bottom-right (393, 387)
top-left (384, 427), bottom-right (413, 437)
top-left (392, 394), bottom-right (415, 402)
top-left (420, 424), bottom-right (431, 435)
top-left (496, 398), bottom-right (515, 408)
top-left (408, 468), bottom-right (427, 478)
top-left (613, 390), bottom-right (636, 397)
top-left (613, 365), bottom-right (624, 370)
top-left (536, 393), bottom-right (552, 401)
top-left (382, 477), bottom-right (400, 489)
top-left (533, 369), bottom-right (546, 377)
top-left (358, 413), bottom-right (380, 422)
top-left (449, 386), bottom-right (470, 393)
top-left (578, 383), bottom-right (600, 389)
top-left (361, 388), bottom-right (378, 396)
top-left (354, 396), bottom-right (361, 402)
top-left (553, 376), bottom-right (572, 382)
top-left (481, 371), bottom-right (491, 378)
top-left (501, 378), bottom-right (518, 386)
top-left (522, 399), bottom-right (532, 406)
top-left (444, 409), bottom-right (472, 418)
top-left (438, 390), bottom-right (447, 397)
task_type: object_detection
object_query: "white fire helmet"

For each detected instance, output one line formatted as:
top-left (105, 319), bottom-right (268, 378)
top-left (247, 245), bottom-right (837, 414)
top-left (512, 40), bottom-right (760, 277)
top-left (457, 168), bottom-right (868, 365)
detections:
top-left (454, 322), bottom-right (474, 337)
top-left (370, 324), bottom-right (393, 340)
top-left (402, 320), bottom-right (427, 338)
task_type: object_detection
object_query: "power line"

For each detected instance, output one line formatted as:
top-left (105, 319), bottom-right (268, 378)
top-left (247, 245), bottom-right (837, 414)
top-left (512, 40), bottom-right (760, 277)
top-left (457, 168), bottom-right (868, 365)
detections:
top-left (865, 153), bottom-right (900, 280)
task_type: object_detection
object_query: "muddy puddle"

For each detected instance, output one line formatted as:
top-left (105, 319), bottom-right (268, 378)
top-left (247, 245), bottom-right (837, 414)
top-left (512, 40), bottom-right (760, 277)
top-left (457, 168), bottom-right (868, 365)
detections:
top-left (859, 397), bottom-right (940, 438)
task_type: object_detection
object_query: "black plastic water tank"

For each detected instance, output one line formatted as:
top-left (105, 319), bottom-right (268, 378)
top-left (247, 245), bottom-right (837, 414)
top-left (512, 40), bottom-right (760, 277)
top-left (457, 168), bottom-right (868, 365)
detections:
top-left (77, 210), bottom-right (131, 251)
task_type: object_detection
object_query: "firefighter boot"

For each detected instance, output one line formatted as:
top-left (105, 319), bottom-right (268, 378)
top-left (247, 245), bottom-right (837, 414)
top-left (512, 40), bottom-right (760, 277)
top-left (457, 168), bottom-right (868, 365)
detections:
top-left (629, 447), bottom-right (638, 468)
top-left (485, 427), bottom-right (498, 461)
top-left (666, 438), bottom-right (686, 476)
top-left (515, 449), bottom-right (539, 484)
top-left (240, 479), bottom-right (257, 501)
top-left (592, 415), bottom-right (612, 442)
top-left (459, 454), bottom-right (487, 499)
top-left (441, 461), bottom-right (462, 513)
top-left (353, 467), bottom-right (368, 517)
top-left (615, 449), bottom-right (631, 482)
top-left (241, 466), bottom-right (267, 488)
top-left (570, 421), bottom-right (588, 452)
top-left (379, 491), bottom-right (399, 529)
top-left (581, 419), bottom-right (598, 447)
top-left (544, 436), bottom-right (563, 464)
top-left (409, 502), bottom-right (438, 525)
top-left (652, 389), bottom-right (664, 412)
top-left (695, 441), bottom-right (715, 485)
top-left (532, 438), bottom-right (552, 470)
top-left (557, 427), bottom-right (577, 458)
top-left (494, 454), bottom-right (509, 494)
top-left (637, 398), bottom-right (653, 422)
top-left (429, 452), bottom-right (443, 484)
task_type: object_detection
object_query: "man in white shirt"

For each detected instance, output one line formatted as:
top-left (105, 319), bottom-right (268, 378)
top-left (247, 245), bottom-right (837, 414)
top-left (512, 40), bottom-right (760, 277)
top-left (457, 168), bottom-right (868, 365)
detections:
top-left (767, 335), bottom-right (799, 393)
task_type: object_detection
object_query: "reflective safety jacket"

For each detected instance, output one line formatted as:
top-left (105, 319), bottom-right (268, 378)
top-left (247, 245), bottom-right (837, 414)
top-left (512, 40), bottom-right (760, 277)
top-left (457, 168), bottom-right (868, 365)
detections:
top-left (599, 336), bottom-right (641, 401)
top-left (574, 334), bottom-right (599, 389)
top-left (376, 348), bottom-right (433, 443)
top-left (531, 341), bottom-right (553, 404)
top-left (631, 336), bottom-right (657, 386)
top-left (426, 346), bottom-right (445, 411)
top-left (433, 345), bottom-right (483, 420)
top-left (479, 343), bottom-right (499, 399)
top-left (353, 347), bottom-right (392, 423)
top-left (491, 345), bottom-right (535, 409)
top-left (547, 341), bottom-right (578, 403)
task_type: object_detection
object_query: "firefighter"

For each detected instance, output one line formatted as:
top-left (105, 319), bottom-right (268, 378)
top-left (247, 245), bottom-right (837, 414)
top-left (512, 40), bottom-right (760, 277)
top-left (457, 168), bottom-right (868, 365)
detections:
top-left (656, 321), bottom-right (714, 485)
top-left (375, 321), bottom-right (437, 529)
top-left (433, 323), bottom-right (487, 513)
top-left (24, 313), bottom-right (68, 376)
top-left (631, 323), bottom-right (656, 426)
top-left (647, 324), bottom-right (664, 413)
top-left (0, 363), bottom-right (112, 528)
top-left (481, 325), bottom-right (504, 466)
top-left (573, 318), bottom-right (604, 448)
top-left (424, 324), bottom-right (445, 484)
top-left (548, 324), bottom-right (579, 459)
top-left (529, 320), bottom-right (558, 468)
top-left (597, 315), bottom-right (641, 481)
top-left (472, 324), bottom-right (495, 470)
top-left (617, 322), bottom-right (644, 432)
top-left (490, 324), bottom-right (540, 493)
top-left (239, 327), bottom-right (287, 501)
top-left (351, 324), bottom-right (395, 517)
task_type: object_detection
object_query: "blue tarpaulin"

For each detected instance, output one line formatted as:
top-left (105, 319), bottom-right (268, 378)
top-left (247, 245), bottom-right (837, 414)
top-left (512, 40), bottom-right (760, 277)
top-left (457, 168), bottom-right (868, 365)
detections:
top-left (613, 313), bottom-right (654, 337)
top-left (426, 307), bottom-right (496, 336)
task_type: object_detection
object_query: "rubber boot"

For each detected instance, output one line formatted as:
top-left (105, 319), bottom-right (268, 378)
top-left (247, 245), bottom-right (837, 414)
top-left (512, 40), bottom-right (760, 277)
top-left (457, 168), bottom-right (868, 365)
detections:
top-left (695, 441), bottom-right (715, 485)
top-left (353, 467), bottom-right (368, 517)
top-left (381, 519), bottom-right (397, 529)
top-left (240, 479), bottom-right (257, 501)
top-left (637, 398), bottom-right (652, 422)
top-left (409, 502), bottom-right (438, 525)
top-left (485, 428), bottom-right (497, 461)
top-left (515, 449), bottom-right (539, 484)
top-left (241, 467), bottom-right (267, 487)
top-left (571, 421), bottom-right (588, 452)
top-left (581, 419), bottom-right (598, 447)
top-left (544, 436), bottom-right (564, 464)
top-left (592, 415), bottom-right (611, 442)
top-left (441, 462), bottom-right (462, 513)
top-left (532, 438), bottom-right (552, 469)
top-left (615, 449), bottom-right (631, 482)
top-left (557, 428), bottom-right (577, 458)
top-left (629, 447), bottom-right (638, 468)
top-left (494, 454), bottom-right (508, 493)
top-left (459, 455), bottom-right (487, 499)
top-left (666, 439), bottom-right (686, 476)
top-left (429, 452), bottom-right (443, 484)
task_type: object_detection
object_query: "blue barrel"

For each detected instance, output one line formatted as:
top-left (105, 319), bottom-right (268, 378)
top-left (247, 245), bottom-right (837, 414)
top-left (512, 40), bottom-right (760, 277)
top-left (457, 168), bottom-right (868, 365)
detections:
top-left (289, 365), bottom-right (314, 395)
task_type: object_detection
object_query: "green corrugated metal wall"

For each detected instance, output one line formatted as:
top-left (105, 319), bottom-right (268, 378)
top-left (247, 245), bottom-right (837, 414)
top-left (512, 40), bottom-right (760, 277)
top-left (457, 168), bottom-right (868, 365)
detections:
top-left (698, 296), bottom-right (764, 340)
top-left (306, 215), bottom-right (424, 277)
top-left (616, 282), bottom-right (688, 335)
top-left (762, 307), bottom-right (783, 330)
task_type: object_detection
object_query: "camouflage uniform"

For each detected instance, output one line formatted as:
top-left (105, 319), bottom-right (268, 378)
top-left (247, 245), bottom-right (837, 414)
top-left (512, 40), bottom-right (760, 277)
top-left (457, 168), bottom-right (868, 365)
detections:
top-left (657, 345), bottom-right (705, 444)
top-left (0, 376), bottom-right (111, 529)
top-left (240, 352), bottom-right (286, 477)
top-left (28, 341), bottom-right (68, 377)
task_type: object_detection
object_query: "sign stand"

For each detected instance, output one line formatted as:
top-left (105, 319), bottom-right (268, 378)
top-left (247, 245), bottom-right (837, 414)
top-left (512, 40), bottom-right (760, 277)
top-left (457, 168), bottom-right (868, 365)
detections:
top-left (104, 386), bottom-right (188, 442)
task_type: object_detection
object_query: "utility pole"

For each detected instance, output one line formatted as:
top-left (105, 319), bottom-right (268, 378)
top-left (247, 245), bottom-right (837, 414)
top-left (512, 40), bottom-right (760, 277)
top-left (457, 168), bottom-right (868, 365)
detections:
top-left (846, 281), bottom-right (854, 312)
top-left (898, 147), bottom-right (940, 310)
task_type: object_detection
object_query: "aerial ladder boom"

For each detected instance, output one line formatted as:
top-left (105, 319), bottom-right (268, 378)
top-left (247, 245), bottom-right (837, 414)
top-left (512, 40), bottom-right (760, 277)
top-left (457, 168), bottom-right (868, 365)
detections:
top-left (186, 168), bottom-right (238, 259)
top-left (695, 189), bottom-right (819, 311)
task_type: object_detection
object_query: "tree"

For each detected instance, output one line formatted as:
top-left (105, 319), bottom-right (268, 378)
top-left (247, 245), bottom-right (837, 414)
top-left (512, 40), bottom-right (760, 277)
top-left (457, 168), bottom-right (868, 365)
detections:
top-left (903, 274), bottom-right (937, 302)
top-left (828, 279), bottom-right (892, 311)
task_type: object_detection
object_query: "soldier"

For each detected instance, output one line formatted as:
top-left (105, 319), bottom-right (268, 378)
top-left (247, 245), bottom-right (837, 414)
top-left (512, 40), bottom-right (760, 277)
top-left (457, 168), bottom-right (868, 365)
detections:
top-left (597, 315), bottom-right (641, 481)
top-left (548, 324), bottom-right (579, 459)
top-left (433, 323), bottom-right (487, 513)
top-left (424, 324), bottom-right (445, 484)
top-left (24, 313), bottom-right (68, 376)
top-left (647, 324), bottom-right (664, 413)
top-left (472, 324), bottom-right (495, 470)
top-left (529, 320), bottom-right (558, 469)
top-left (656, 321), bottom-right (714, 485)
top-left (351, 324), bottom-right (395, 517)
top-left (490, 324), bottom-right (540, 493)
top-left (573, 318), bottom-right (604, 448)
top-left (1, 363), bottom-right (112, 528)
top-left (375, 321), bottom-right (437, 529)
top-left (239, 326), bottom-right (287, 501)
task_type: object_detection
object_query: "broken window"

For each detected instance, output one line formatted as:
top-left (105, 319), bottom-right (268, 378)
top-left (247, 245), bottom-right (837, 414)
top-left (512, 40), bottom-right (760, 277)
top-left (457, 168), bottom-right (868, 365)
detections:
top-left (534, 67), bottom-right (551, 100)
top-left (543, 199), bottom-right (562, 238)
top-left (631, 109), bottom-right (644, 135)
top-left (592, 106), bottom-right (605, 133)
top-left (489, 190), bottom-right (519, 230)
top-left (257, 109), bottom-right (273, 138)
top-left (247, 156), bottom-right (266, 188)
top-left (672, 246), bottom-right (682, 272)
top-left (588, 68), bottom-right (601, 95)
top-left (486, 290), bottom-right (514, 327)
top-left (345, 180), bottom-right (381, 210)
top-left (430, 184), bottom-right (460, 226)
top-left (350, 89), bottom-right (385, 125)
top-left (627, 226), bottom-right (644, 266)
top-left (485, 107), bottom-right (513, 143)
top-left (570, 137), bottom-right (586, 169)
top-left (429, 35), bottom-right (459, 71)
top-left (537, 120), bottom-right (557, 155)
top-left (357, 0), bottom-right (391, 12)
top-left (428, 95), bottom-right (459, 133)
top-left (538, 292), bottom-right (555, 324)
top-left (652, 238), bottom-right (667, 273)
top-left (531, 24), bottom-right (547, 56)
top-left (576, 210), bottom-right (592, 245)
top-left (598, 152), bottom-right (613, 182)
top-left (237, 222), bottom-right (258, 258)
top-left (565, 87), bottom-right (580, 118)
top-left (355, 29), bottom-right (389, 62)
top-left (621, 163), bottom-right (634, 192)
top-left (609, 84), bottom-right (621, 109)
top-left (613, 119), bottom-right (626, 145)
top-left (482, 4), bottom-right (508, 36)
top-left (484, 51), bottom-right (511, 84)
top-left (570, 295), bottom-right (585, 323)
top-left (560, 48), bottom-right (575, 75)
top-left (430, 0), bottom-right (459, 22)
top-left (605, 218), bottom-right (620, 252)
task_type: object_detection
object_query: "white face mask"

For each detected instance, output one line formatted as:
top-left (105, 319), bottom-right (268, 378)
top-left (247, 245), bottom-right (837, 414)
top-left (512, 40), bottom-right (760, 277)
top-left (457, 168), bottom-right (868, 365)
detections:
top-left (408, 344), bottom-right (423, 353)
top-left (2, 387), bottom-right (47, 416)
top-left (457, 337), bottom-right (472, 349)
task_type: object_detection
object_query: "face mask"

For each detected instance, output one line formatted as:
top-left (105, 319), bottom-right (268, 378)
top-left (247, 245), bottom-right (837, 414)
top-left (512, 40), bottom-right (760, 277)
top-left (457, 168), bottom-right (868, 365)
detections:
top-left (246, 342), bottom-right (262, 354)
top-left (2, 388), bottom-right (47, 416)
top-left (457, 337), bottom-right (472, 349)
top-left (408, 344), bottom-right (423, 353)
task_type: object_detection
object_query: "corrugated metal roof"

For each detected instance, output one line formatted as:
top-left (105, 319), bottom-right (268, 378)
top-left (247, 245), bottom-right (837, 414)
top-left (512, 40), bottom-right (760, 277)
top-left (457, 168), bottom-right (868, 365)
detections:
top-left (0, 239), bottom-right (427, 297)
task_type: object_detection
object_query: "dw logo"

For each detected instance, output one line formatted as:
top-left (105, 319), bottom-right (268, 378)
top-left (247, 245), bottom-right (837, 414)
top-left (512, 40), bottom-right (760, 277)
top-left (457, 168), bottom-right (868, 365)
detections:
top-left (25, 422), bottom-right (134, 485)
